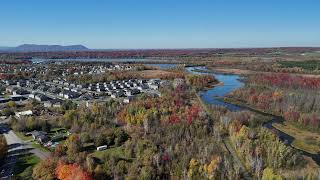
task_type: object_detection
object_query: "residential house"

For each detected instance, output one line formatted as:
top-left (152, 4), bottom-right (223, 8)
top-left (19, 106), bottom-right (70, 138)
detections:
top-left (60, 90), bottom-right (80, 99)
top-left (125, 89), bottom-right (140, 96)
top-left (13, 89), bottom-right (30, 96)
top-left (10, 95), bottom-right (27, 101)
top-left (31, 131), bottom-right (50, 144)
top-left (44, 99), bottom-right (63, 108)
top-left (15, 110), bottom-right (33, 118)
top-left (123, 96), bottom-right (135, 103)
top-left (148, 84), bottom-right (159, 90)
top-left (6, 86), bottom-right (17, 94)
top-left (5, 80), bottom-right (17, 86)
top-left (137, 84), bottom-right (148, 91)
top-left (111, 91), bottom-right (124, 98)
top-left (35, 94), bottom-right (50, 102)
top-left (17, 81), bottom-right (27, 87)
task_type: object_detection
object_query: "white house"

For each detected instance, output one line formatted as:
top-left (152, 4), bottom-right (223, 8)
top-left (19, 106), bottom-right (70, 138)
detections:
top-left (15, 110), bottom-right (33, 118)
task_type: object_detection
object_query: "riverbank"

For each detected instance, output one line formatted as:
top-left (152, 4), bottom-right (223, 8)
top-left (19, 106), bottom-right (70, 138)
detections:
top-left (223, 96), bottom-right (320, 157)
top-left (208, 67), bottom-right (320, 78)
top-left (222, 97), bottom-right (282, 118)
top-left (273, 122), bottom-right (320, 155)
top-left (209, 67), bottom-right (252, 75)
top-left (187, 66), bottom-right (320, 178)
top-left (201, 81), bottom-right (224, 90)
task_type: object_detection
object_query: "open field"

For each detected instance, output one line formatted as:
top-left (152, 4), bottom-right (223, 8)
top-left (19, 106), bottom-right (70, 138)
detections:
top-left (302, 51), bottom-right (320, 57)
top-left (210, 67), bottom-right (252, 75)
top-left (211, 67), bottom-right (320, 78)
top-left (31, 142), bottom-right (52, 152)
top-left (279, 60), bottom-right (320, 71)
top-left (273, 121), bottom-right (320, 154)
top-left (92, 145), bottom-right (127, 160)
top-left (13, 154), bottom-right (40, 176)
top-left (139, 69), bottom-right (184, 79)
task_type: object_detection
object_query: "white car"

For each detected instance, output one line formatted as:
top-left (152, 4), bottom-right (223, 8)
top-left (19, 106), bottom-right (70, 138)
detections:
top-left (97, 145), bottom-right (108, 151)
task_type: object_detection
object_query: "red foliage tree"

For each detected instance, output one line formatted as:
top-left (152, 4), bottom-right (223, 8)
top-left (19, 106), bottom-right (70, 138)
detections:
top-left (169, 114), bottom-right (180, 124)
top-left (249, 73), bottom-right (320, 90)
top-left (310, 114), bottom-right (320, 129)
top-left (186, 105), bottom-right (200, 124)
top-left (284, 109), bottom-right (300, 122)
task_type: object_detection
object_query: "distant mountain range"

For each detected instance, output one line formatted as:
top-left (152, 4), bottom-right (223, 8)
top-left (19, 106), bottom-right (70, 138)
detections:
top-left (0, 44), bottom-right (89, 52)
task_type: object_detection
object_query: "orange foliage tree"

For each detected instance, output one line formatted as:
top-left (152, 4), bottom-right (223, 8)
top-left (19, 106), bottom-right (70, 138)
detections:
top-left (56, 161), bottom-right (93, 180)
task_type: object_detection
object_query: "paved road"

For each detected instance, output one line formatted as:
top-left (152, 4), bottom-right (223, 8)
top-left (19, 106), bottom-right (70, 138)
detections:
top-left (0, 123), bottom-right (50, 179)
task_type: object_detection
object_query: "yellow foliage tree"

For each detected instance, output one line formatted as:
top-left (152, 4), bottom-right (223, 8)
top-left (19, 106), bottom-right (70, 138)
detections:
top-left (262, 167), bottom-right (282, 180)
top-left (187, 158), bottom-right (199, 178)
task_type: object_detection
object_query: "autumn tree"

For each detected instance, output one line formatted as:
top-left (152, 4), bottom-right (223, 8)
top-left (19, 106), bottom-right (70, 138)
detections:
top-left (262, 168), bottom-right (282, 180)
top-left (32, 158), bottom-right (57, 180)
top-left (0, 135), bottom-right (8, 161)
top-left (7, 101), bottom-right (16, 108)
top-left (55, 161), bottom-right (93, 180)
top-left (65, 134), bottom-right (82, 160)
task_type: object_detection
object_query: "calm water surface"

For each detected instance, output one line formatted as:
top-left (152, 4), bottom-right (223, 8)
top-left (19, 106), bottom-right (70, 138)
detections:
top-left (143, 63), bottom-right (177, 69)
top-left (186, 66), bottom-right (244, 111)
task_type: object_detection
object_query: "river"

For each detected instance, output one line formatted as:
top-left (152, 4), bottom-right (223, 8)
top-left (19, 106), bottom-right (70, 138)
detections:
top-left (186, 66), bottom-right (320, 165)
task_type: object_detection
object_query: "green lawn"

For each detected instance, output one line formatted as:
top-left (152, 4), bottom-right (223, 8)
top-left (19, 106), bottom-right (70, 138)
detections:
top-left (92, 145), bottom-right (126, 160)
top-left (273, 121), bottom-right (320, 154)
top-left (14, 131), bottom-right (33, 141)
top-left (49, 127), bottom-right (67, 136)
top-left (31, 142), bottom-right (52, 152)
top-left (301, 51), bottom-right (320, 57)
top-left (13, 154), bottom-right (40, 176)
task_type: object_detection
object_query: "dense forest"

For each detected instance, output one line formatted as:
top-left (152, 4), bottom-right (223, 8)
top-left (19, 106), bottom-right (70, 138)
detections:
top-left (229, 74), bottom-right (320, 131)
top-left (226, 72), bottom-right (320, 164)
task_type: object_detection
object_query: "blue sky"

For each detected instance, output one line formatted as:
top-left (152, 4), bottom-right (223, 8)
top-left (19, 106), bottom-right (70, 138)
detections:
top-left (1, 0), bottom-right (320, 49)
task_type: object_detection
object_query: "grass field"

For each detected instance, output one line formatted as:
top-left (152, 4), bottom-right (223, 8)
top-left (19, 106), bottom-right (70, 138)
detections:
top-left (31, 142), bottom-right (52, 152)
top-left (14, 131), bottom-right (33, 141)
top-left (92, 145), bottom-right (127, 160)
top-left (273, 121), bottom-right (320, 154)
top-left (302, 51), bottom-right (320, 57)
top-left (279, 60), bottom-right (320, 71)
top-left (13, 154), bottom-right (40, 176)
top-left (49, 127), bottom-right (67, 135)
top-left (139, 69), bottom-right (183, 79)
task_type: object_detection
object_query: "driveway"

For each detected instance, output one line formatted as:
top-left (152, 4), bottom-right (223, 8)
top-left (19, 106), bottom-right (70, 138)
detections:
top-left (0, 123), bottom-right (50, 179)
